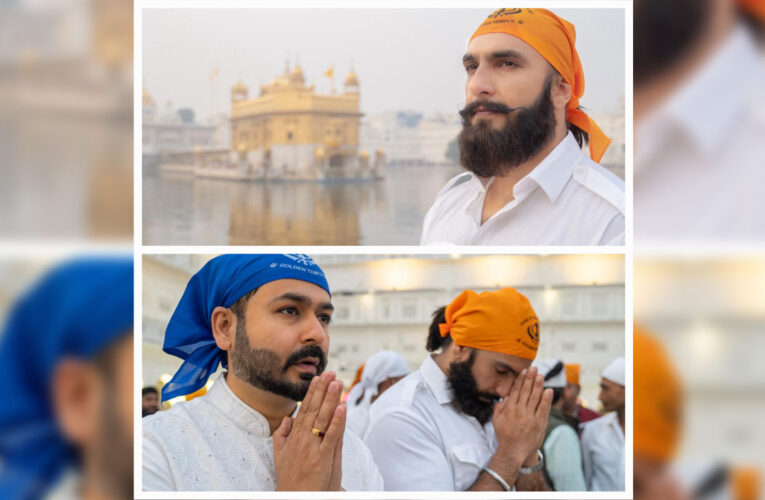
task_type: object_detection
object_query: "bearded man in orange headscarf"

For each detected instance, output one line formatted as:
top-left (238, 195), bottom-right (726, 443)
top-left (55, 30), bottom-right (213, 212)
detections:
top-left (365, 288), bottom-right (553, 491)
top-left (421, 8), bottom-right (624, 246)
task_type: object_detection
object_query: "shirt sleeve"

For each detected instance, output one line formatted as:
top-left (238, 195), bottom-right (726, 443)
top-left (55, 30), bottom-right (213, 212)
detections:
top-left (365, 408), bottom-right (453, 491)
top-left (543, 425), bottom-right (586, 491)
top-left (142, 427), bottom-right (176, 491)
top-left (579, 423), bottom-right (595, 490)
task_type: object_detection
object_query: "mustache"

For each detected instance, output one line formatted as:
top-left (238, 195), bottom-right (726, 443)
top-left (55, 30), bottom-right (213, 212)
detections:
top-left (283, 344), bottom-right (327, 373)
top-left (459, 100), bottom-right (527, 121)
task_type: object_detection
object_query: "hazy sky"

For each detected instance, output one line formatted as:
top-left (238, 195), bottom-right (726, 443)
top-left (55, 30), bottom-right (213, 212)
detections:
top-left (142, 8), bottom-right (625, 121)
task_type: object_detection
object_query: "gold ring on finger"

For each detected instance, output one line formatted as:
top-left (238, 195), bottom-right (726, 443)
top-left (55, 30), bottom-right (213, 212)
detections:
top-left (311, 427), bottom-right (326, 438)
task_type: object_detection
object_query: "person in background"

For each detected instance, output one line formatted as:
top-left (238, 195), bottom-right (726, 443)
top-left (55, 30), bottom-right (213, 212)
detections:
top-left (633, 325), bottom-right (688, 500)
top-left (581, 357), bottom-right (625, 491)
top-left (345, 351), bottom-right (408, 438)
top-left (533, 359), bottom-right (586, 491)
top-left (0, 258), bottom-right (134, 500)
top-left (142, 387), bottom-right (160, 417)
top-left (562, 363), bottom-right (601, 426)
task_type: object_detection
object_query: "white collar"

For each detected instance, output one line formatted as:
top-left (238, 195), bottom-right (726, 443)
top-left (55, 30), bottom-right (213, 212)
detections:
top-left (524, 131), bottom-right (580, 203)
top-left (419, 355), bottom-right (454, 405)
top-left (638, 24), bottom-right (764, 158)
top-left (206, 373), bottom-right (298, 438)
top-left (466, 131), bottom-right (580, 208)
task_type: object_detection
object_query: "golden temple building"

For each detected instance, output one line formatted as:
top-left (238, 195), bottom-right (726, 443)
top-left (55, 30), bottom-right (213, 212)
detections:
top-left (229, 62), bottom-right (368, 179)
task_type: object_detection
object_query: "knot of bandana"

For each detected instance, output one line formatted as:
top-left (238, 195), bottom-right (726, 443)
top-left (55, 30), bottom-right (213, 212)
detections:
top-left (470, 8), bottom-right (612, 163)
top-left (161, 254), bottom-right (330, 402)
top-left (438, 288), bottom-right (540, 360)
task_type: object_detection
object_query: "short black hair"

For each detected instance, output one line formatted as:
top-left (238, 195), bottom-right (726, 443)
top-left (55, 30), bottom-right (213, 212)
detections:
top-left (426, 305), bottom-right (451, 352)
top-left (543, 361), bottom-right (566, 405)
top-left (229, 287), bottom-right (260, 321)
top-left (142, 386), bottom-right (158, 396)
top-left (225, 287), bottom-right (260, 366)
top-left (551, 387), bottom-right (564, 405)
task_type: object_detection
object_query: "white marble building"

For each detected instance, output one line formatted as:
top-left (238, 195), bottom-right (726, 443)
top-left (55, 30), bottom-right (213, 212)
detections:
top-left (361, 111), bottom-right (461, 165)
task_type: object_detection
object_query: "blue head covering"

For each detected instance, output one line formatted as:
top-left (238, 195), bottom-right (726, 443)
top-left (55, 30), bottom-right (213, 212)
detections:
top-left (0, 257), bottom-right (133, 500)
top-left (160, 254), bottom-right (330, 402)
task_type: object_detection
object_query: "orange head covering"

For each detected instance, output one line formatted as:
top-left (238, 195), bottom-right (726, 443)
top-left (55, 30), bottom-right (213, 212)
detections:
top-left (732, 466), bottom-right (762, 500)
top-left (634, 324), bottom-right (683, 463)
top-left (469, 8), bottom-right (611, 163)
top-left (565, 363), bottom-right (580, 385)
top-left (439, 288), bottom-right (539, 360)
top-left (739, 0), bottom-right (765, 22)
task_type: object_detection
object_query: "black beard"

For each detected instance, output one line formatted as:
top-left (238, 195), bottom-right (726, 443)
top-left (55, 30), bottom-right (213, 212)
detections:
top-left (634, 0), bottom-right (710, 87)
top-left (458, 76), bottom-right (556, 177)
top-left (230, 319), bottom-right (327, 401)
top-left (446, 351), bottom-right (500, 425)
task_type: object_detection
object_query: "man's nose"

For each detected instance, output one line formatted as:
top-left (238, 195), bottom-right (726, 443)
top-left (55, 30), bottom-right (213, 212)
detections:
top-left (300, 315), bottom-right (328, 344)
top-left (467, 63), bottom-right (495, 98)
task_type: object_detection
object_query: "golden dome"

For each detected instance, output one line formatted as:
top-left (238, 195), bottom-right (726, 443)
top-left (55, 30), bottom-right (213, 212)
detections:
top-left (232, 81), bottom-right (248, 96)
top-left (142, 87), bottom-right (155, 107)
top-left (344, 69), bottom-right (359, 88)
top-left (289, 64), bottom-right (305, 85)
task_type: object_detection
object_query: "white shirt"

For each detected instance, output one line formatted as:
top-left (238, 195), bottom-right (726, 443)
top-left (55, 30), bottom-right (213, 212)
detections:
top-left (142, 373), bottom-right (383, 491)
top-left (420, 132), bottom-right (625, 246)
top-left (364, 355), bottom-right (498, 491)
top-left (544, 424), bottom-right (586, 491)
top-left (580, 412), bottom-right (625, 491)
top-left (635, 25), bottom-right (765, 243)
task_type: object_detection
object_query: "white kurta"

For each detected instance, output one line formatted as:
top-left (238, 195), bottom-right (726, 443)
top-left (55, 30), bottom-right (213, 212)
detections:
top-left (580, 412), bottom-right (625, 491)
top-left (142, 373), bottom-right (383, 491)
top-left (364, 355), bottom-right (498, 491)
top-left (420, 132), bottom-right (625, 246)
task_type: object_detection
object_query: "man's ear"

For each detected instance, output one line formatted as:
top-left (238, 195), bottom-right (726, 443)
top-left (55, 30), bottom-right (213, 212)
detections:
top-left (52, 359), bottom-right (103, 447)
top-left (211, 306), bottom-right (236, 352)
top-left (452, 344), bottom-right (473, 363)
top-left (552, 74), bottom-right (572, 110)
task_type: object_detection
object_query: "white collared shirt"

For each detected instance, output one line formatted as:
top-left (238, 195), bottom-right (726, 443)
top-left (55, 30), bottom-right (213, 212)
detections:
top-left (635, 24), bottom-right (765, 243)
top-left (580, 412), bottom-right (625, 491)
top-left (364, 355), bottom-right (498, 491)
top-left (142, 373), bottom-right (383, 491)
top-left (420, 132), bottom-right (625, 246)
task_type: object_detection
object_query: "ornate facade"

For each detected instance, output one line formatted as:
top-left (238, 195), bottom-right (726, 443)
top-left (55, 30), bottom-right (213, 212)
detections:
top-left (228, 63), bottom-right (379, 179)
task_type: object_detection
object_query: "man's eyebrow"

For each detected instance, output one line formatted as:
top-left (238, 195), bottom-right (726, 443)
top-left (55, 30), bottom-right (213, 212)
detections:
top-left (495, 361), bottom-right (520, 376)
top-left (489, 49), bottom-right (527, 62)
top-left (269, 293), bottom-right (334, 311)
top-left (462, 53), bottom-right (476, 64)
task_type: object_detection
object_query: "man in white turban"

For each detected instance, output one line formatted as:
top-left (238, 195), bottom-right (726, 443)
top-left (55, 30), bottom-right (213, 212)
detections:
top-left (532, 359), bottom-right (586, 491)
top-left (581, 357), bottom-right (625, 491)
top-left (346, 351), bottom-right (409, 438)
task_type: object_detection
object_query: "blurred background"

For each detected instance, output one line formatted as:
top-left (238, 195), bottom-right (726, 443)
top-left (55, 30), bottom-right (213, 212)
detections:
top-left (142, 253), bottom-right (625, 409)
top-left (635, 257), bottom-right (765, 500)
top-left (0, 0), bottom-right (133, 242)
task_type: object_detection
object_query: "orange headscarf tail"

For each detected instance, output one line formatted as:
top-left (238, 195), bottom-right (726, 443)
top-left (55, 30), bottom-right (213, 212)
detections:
top-left (470, 8), bottom-right (611, 163)
top-left (567, 108), bottom-right (611, 163)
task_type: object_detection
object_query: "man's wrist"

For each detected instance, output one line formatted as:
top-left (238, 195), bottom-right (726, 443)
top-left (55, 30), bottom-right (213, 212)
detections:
top-left (522, 449), bottom-right (542, 468)
top-left (490, 447), bottom-right (524, 481)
